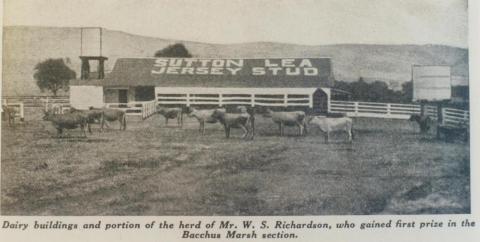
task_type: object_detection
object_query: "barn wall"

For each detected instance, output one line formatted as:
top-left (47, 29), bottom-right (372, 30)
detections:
top-left (70, 86), bottom-right (104, 109)
top-left (104, 89), bottom-right (119, 103)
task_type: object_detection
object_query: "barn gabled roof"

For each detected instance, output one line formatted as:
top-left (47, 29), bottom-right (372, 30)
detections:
top-left (101, 57), bottom-right (334, 88)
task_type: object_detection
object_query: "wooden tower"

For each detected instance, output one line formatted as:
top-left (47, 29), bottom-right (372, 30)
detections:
top-left (80, 27), bottom-right (108, 80)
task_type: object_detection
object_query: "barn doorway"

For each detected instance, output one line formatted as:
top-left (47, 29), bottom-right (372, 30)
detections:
top-left (312, 89), bottom-right (328, 114)
top-left (135, 86), bottom-right (155, 101)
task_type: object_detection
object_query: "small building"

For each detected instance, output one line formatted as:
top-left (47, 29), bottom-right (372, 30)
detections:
top-left (70, 57), bottom-right (335, 117)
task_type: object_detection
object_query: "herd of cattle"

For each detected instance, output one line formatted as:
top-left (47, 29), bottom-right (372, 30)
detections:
top-left (33, 105), bottom-right (355, 143)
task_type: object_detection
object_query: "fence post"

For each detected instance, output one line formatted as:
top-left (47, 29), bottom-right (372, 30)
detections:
top-left (186, 93), bottom-right (190, 107)
top-left (45, 97), bottom-right (49, 111)
top-left (354, 102), bottom-right (359, 116)
top-left (251, 94), bottom-right (255, 107)
top-left (386, 103), bottom-right (391, 117)
top-left (284, 94), bottom-right (288, 107)
top-left (308, 94), bottom-right (313, 108)
top-left (20, 102), bottom-right (24, 121)
top-left (327, 98), bottom-right (330, 112)
top-left (436, 103), bottom-right (445, 139)
top-left (219, 93), bottom-right (223, 107)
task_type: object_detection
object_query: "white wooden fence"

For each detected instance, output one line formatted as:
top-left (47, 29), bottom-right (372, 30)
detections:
top-left (105, 100), bottom-right (156, 119)
top-left (330, 100), bottom-right (469, 127)
top-left (442, 108), bottom-right (470, 127)
top-left (3, 96), bottom-right (69, 107)
top-left (156, 93), bottom-right (312, 107)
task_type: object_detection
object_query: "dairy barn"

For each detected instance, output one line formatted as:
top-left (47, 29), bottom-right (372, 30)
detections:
top-left (69, 57), bottom-right (335, 118)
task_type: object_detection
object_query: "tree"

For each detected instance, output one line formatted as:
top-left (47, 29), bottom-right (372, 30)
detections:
top-left (33, 58), bottom-right (76, 96)
top-left (401, 81), bottom-right (413, 102)
top-left (154, 43), bottom-right (192, 57)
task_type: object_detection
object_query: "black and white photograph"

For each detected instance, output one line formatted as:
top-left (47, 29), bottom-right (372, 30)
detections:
top-left (0, 0), bottom-right (474, 222)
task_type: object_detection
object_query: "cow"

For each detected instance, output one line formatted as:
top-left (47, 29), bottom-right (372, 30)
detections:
top-left (264, 109), bottom-right (307, 136)
top-left (409, 114), bottom-right (432, 134)
top-left (211, 108), bottom-right (253, 139)
top-left (89, 107), bottom-right (127, 130)
top-left (2, 105), bottom-right (17, 127)
top-left (308, 116), bottom-right (354, 143)
top-left (42, 110), bottom-right (89, 137)
top-left (69, 107), bottom-right (104, 132)
top-left (157, 106), bottom-right (183, 127)
top-left (187, 107), bottom-right (225, 135)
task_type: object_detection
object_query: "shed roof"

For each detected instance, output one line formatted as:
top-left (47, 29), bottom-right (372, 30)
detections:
top-left (99, 57), bottom-right (334, 88)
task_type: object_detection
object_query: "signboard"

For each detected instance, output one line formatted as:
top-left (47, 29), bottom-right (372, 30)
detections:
top-left (81, 27), bottom-right (102, 56)
top-left (412, 65), bottom-right (451, 101)
top-left (151, 58), bottom-right (324, 77)
top-left (104, 58), bottom-right (334, 88)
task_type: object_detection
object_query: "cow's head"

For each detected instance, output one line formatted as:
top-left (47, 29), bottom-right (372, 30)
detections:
top-left (262, 108), bottom-right (273, 118)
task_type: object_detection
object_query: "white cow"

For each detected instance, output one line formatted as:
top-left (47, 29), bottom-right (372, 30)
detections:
top-left (308, 116), bottom-right (354, 143)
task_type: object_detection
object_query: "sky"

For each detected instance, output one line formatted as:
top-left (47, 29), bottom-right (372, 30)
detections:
top-left (3, 0), bottom-right (469, 47)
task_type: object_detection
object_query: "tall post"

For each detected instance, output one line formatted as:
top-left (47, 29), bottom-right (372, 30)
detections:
top-left (98, 59), bottom-right (105, 79)
top-left (420, 100), bottom-right (426, 116)
top-left (436, 101), bottom-right (444, 139)
top-left (186, 93), bottom-right (190, 107)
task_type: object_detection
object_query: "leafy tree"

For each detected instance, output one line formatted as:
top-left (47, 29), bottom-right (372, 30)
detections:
top-left (33, 58), bottom-right (76, 96)
top-left (154, 43), bottom-right (192, 57)
top-left (401, 81), bottom-right (413, 102)
top-left (333, 77), bottom-right (412, 103)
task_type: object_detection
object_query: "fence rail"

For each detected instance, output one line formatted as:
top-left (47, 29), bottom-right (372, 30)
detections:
top-left (3, 95), bottom-right (469, 126)
top-left (442, 108), bottom-right (469, 127)
top-left (105, 100), bottom-right (157, 119)
top-left (330, 100), bottom-right (468, 128)
top-left (2, 96), bottom-right (69, 107)
top-left (156, 93), bottom-right (311, 107)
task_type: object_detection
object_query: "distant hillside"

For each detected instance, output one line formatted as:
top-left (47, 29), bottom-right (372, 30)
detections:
top-left (2, 26), bottom-right (469, 96)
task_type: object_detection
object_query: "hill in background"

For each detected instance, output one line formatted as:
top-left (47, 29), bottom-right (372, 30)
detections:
top-left (2, 26), bottom-right (469, 96)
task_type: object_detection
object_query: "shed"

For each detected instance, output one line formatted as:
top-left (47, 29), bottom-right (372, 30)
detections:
top-left (70, 57), bottom-right (335, 116)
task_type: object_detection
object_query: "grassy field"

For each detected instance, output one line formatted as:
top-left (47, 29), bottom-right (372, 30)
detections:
top-left (1, 108), bottom-right (470, 215)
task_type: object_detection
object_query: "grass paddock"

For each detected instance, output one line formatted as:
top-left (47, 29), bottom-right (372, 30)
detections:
top-left (1, 108), bottom-right (470, 215)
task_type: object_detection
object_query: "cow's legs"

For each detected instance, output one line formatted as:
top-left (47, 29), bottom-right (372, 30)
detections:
top-left (325, 131), bottom-right (329, 143)
top-left (297, 122), bottom-right (303, 136)
top-left (225, 126), bottom-right (231, 138)
top-left (250, 114), bottom-right (255, 140)
top-left (81, 125), bottom-right (87, 137)
top-left (201, 121), bottom-right (206, 135)
top-left (239, 124), bottom-right (248, 139)
top-left (180, 113), bottom-right (183, 127)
